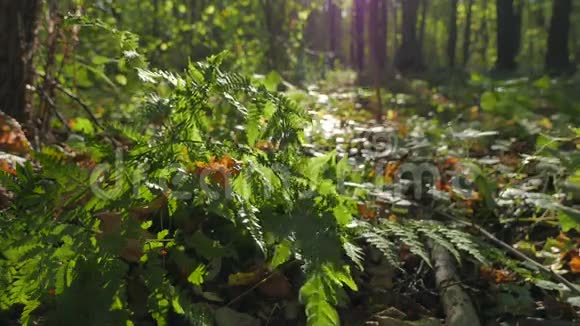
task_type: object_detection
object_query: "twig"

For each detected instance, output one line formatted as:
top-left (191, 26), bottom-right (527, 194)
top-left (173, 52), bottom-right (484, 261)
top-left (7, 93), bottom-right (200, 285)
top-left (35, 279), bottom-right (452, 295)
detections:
top-left (225, 271), bottom-right (280, 307)
top-left (225, 260), bottom-right (300, 307)
top-left (435, 210), bottom-right (580, 296)
top-left (38, 89), bottom-right (71, 133)
top-left (53, 83), bottom-right (104, 131)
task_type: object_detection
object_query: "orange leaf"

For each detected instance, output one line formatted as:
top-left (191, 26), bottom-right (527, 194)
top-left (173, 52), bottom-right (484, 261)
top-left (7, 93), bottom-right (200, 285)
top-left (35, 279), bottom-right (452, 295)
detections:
top-left (569, 256), bottom-right (580, 273)
top-left (0, 112), bottom-right (31, 156)
top-left (444, 157), bottom-right (460, 168)
top-left (480, 266), bottom-right (515, 284)
top-left (357, 202), bottom-right (377, 219)
top-left (384, 161), bottom-right (401, 183)
top-left (0, 159), bottom-right (16, 175)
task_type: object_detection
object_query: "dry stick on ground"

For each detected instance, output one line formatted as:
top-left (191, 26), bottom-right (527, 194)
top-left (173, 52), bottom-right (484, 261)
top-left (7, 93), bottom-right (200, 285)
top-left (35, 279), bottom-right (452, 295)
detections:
top-left (428, 240), bottom-right (481, 326)
top-left (435, 210), bottom-right (580, 296)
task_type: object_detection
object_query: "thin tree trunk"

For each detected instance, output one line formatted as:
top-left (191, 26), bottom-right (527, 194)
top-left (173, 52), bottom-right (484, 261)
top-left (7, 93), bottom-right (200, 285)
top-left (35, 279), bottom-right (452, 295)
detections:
top-left (0, 0), bottom-right (40, 125)
top-left (153, 0), bottom-right (160, 37)
top-left (39, 1), bottom-right (62, 138)
top-left (480, 0), bottom-right (489, 66)
top-left (394, 0), bottom-right (422, 72)
top-left (262, 0), bottom-right (287, 71)
top-left (392, 0), bottom-right (399, 57)
top-left (447, 0), bottom-right (458, 67)
top-left (369, 0), bottom-right (388, 72)
top-left (353, 0), bottom-right (366, 72)
top-left (418, 0), bottom-right (428, 56)
top-left (328, 0), bottom-right (342, 68)
top-left (545, 0), bottom-right (573, 74)
top-left (462, 0), bottom-right (475, 66)
top-left (369, 0), bottom-right (387, 120)
top-left (379, 0), bottom-right (388, 70)
top-left (495, 0), bottom-right (522, 71)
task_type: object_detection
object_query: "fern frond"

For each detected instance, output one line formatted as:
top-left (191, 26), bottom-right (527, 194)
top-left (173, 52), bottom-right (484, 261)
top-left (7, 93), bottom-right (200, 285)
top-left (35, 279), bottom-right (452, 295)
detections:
top-left (380, 220), bottom-right (432, 267)
top-left (343, 240), bottom-right (364, 270)
top-left (300, 264), bottom-right (356, 326)
top-left (435, 225), bottom-right (487, 263)
top-left (410, 220), bottom-right (462, 263)
top-left (360, 228), bottom-right (399, 267)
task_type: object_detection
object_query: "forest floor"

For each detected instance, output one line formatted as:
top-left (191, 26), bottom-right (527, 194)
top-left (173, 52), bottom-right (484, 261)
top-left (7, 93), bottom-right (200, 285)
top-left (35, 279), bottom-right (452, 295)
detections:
top-left (1, 71), bottom-right (579, 326)
top-left (283, 73), bottom-right (580, 325)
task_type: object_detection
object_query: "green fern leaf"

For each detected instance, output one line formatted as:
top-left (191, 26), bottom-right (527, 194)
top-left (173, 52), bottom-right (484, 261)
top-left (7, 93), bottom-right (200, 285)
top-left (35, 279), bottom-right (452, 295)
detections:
top-left (380, 220), bottom-right (432, 267)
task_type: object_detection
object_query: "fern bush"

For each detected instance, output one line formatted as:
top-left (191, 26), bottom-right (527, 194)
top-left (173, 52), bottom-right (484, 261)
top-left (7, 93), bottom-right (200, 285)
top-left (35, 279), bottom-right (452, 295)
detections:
top-left (0, 16), bottom-right (495, 326)
top-left (0, 54), bottom-right (361, 325)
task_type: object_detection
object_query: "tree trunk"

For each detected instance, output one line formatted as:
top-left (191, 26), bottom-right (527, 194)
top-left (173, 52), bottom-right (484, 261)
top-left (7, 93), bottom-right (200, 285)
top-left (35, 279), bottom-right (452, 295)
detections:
top-left (480, 0), bottom-right (489, 66)
top-left (495, 0), bottom-right (522, 71)
top-left (418, 0), bottom-right (429, 57)
top-left (328, 0), bottom-right (342, 68)
top-left (447, 0), bottom-right (458, 67)
top-left (0, 0), bottom-right (39, 125)
top-left (545, 0), bottom-right (573, 74)
top-left (262, 0), bottom-right (288, 71)
top-left (352, 0), bottom-right (366, 72)
top-left (369, 0), bottom-right (388, 72)
top-left (369, 0), bottom-right (388, 120)
top-left (379, 0), bottom-right (388, 70)
top-left (394, 0), bottom-right (422, 72)
top-left (392, 0), bottom-right (399, 58)
top-left (462, 0), bottom-right (475, 66)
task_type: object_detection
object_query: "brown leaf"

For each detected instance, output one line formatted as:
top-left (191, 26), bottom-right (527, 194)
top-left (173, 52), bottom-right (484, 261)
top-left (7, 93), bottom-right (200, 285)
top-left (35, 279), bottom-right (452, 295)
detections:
top-left (0, 111), bottom-right (31, 156)
top-left (569, 256), bottom-right (580, 273)
top-left (258, 272), bottom-right (292, 299)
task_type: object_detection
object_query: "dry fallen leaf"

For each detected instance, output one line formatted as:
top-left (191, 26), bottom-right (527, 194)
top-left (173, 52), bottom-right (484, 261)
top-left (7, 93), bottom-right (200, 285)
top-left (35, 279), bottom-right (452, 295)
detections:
top-left (193, 155), bottom-right (243, 188)
top-left (569, 256), bottom-right (580, 273)
top-left (480, 265), bottom-right (515, 284)
top-left (357, 202), bottom-right (377, 219)
top-left (258, 272), bottom-right (292, 299)
top-left (0, 111), bottom-right (31, 156)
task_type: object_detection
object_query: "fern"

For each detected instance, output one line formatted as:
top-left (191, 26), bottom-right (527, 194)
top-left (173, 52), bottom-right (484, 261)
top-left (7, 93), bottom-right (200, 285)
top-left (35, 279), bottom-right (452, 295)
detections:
top-left (342, 240), bottom-right (364, 270)
top-left (0, 52), bottom-right (359, 325)
top-left (410, 220), bottom-right (462, 263)
top-left (355, 219), bottom-right (487, 270)
top-left (435, 226), bottom-right (488, 264)
top-left (360, 226), bottom-right (400, 267)
top-left (380, 220), bottom-right (432, 267)
top-left (300, 264), bottom-right (356, 326)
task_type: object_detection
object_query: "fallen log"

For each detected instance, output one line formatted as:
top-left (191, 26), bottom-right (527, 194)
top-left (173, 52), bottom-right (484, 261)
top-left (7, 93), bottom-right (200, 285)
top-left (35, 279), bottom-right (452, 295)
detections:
top-left (429, 241), bottom-right (481, 326)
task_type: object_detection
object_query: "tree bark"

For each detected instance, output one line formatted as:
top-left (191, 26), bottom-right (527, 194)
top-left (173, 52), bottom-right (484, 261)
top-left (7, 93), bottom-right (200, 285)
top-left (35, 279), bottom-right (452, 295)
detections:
top-left (369, 0), bottom-right (388, 120)
top-left (430, 242), bottom-right (481, 326)
top-left (391, 0), bottom-right (399, 59)
top-left (418, 0), bottom-right (428, 57)
top-left (352, 0), bottom-right (366, 72)
top-left (0, 0), bottom-right (40, 124)
top-left (462, 0), bottom-right (475, 66)
top-left (379, 0), bottom-right (388, 70)
top-left (479, 0), bottom-right (489, 66)
top-left (495, 0), bottom-right (522, 71)
top-left (447, 0), bottom-right (458, 67)
top-left (328, 0), bottom-right (342, 68)
top-left (394, 0), bottom-right (422, 72)
top-left (369, 0), bottom-right (388, 72)
top-left (545, 0), bottom-right (573, 74)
